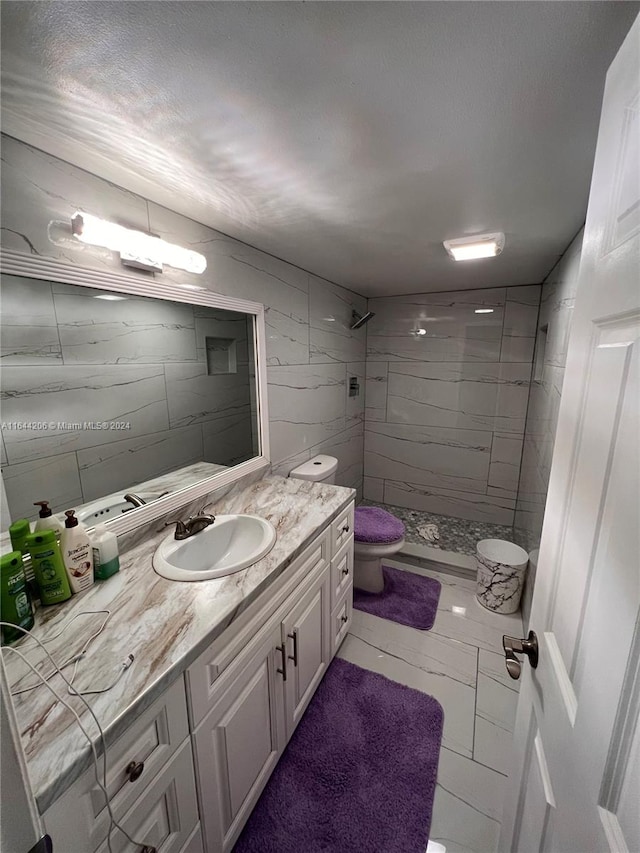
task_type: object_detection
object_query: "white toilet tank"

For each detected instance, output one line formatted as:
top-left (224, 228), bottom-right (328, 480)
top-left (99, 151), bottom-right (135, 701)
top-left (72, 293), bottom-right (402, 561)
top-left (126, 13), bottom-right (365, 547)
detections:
top-left (289, 454), bottom-right (338, 484)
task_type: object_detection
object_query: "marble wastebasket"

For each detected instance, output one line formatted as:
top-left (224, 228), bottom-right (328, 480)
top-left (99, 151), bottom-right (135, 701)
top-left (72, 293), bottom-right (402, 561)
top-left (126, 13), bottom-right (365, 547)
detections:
top-left (475, 539), bottom-right (529, 614)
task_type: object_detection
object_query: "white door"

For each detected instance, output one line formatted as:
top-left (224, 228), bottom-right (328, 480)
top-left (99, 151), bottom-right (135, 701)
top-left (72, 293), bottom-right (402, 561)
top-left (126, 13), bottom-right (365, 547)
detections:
top-left (499, 14), bottom-right (640, 853)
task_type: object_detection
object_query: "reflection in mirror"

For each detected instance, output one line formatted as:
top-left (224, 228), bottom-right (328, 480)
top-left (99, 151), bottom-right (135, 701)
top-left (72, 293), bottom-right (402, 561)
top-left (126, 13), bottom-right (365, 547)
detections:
top-left (0, 273), bottom-right (260, 528)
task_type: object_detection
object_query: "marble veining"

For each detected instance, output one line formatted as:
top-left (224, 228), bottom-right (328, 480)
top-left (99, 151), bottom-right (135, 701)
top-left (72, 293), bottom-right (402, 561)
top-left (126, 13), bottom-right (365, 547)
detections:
top-left (514, 233), bottom-right (582, 626)
top-left (362, 285), bottom-right (541, 528)
top-left (475, 550), bottom-right (527, 615)
top-left (3, 475), bottom-right (354, 813)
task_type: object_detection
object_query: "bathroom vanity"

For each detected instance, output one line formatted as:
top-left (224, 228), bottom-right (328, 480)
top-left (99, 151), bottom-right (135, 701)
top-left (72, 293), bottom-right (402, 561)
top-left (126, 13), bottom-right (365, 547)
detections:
top-left (6, 476), bottom-right (355, 853)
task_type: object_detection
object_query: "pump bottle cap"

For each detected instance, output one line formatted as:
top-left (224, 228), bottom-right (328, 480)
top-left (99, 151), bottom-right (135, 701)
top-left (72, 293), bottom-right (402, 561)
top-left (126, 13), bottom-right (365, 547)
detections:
top-left (34, 501), bottom-right (53, 518)
top-left (64, 510), bottom-right (79, 528)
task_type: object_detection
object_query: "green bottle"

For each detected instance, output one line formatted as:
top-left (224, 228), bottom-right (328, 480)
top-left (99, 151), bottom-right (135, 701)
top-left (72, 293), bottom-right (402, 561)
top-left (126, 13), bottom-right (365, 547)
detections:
top-left (1, 551), bottom-right (34, 644)
top-left (27, 531), bottom-right (72, 606)
top-left (9, 519), bottom-right (31, 556)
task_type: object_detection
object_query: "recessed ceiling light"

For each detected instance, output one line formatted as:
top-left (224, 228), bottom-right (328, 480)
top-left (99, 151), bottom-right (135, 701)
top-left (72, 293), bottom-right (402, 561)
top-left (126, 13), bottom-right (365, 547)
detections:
top-left (94, 294), bottom-right (127, 301)
top-left (475, 308), bottom-right (494, 314)
top-left (443, 232), bottom-right (505, 261)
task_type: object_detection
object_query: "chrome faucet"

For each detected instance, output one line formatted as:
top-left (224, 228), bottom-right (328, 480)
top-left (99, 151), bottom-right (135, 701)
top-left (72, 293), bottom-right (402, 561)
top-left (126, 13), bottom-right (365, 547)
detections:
top-left (124, 493), bottom-right (146, 508)
top-left (170, 514), bottom-right (216, 540)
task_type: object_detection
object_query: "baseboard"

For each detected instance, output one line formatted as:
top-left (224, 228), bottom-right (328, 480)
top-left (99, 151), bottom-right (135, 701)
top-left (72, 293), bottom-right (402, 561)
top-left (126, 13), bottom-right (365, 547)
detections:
top-left (399, 541), bottom-right (476, 580)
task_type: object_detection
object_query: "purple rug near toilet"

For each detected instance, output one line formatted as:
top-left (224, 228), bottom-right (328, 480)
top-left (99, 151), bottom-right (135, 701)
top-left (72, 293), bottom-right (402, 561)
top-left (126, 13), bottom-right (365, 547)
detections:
top-left (233, 658), bottom-right (444, 853)
top-left (353, 565), bottom-right (441, 630)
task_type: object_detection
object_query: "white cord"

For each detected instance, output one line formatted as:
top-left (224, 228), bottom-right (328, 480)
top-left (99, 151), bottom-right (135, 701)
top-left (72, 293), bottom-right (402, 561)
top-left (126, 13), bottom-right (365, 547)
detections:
top-left (1, 623), bottom-right (155, 853)
top-left (9, 610), bottom-right (131, 698)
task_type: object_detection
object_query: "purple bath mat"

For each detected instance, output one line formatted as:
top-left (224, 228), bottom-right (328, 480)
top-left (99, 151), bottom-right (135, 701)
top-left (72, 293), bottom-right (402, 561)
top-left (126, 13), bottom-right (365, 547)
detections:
top-left (353, 565), bottom-right (441, 630)
top-left (233, 657), bottom-right (444, 853)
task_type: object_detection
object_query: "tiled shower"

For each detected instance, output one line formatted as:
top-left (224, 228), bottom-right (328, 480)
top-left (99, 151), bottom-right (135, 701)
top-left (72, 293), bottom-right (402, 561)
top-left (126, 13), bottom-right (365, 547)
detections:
top-left (362, 285), bottom-right (541, 527)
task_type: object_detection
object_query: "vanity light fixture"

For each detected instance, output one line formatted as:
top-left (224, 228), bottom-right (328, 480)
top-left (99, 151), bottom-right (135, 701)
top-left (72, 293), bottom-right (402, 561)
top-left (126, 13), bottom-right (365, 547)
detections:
top-left (94, 294), bottom-right (128, 301)
top-left (443, 232), bottom-right (505, 261)
top-left (71, 212), bottom-right (207, 274)
top-left (474, 308), bottom-right (494, 314)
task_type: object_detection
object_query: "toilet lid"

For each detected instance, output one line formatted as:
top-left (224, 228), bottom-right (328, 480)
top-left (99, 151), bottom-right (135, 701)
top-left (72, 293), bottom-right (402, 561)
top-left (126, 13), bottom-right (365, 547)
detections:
top-left (354, 507), bottom-right (405, 544)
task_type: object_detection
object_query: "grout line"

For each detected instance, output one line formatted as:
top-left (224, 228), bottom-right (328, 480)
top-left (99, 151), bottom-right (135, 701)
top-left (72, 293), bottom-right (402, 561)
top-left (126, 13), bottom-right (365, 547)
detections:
top-left (472, 645), bottom-right (479, 760)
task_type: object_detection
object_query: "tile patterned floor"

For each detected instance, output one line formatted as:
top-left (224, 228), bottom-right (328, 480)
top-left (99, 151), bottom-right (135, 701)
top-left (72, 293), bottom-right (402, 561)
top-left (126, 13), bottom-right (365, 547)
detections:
top-left (337, 559), bottom-right (522, 853)
top-left (361, 501), bottom-right (514, 557)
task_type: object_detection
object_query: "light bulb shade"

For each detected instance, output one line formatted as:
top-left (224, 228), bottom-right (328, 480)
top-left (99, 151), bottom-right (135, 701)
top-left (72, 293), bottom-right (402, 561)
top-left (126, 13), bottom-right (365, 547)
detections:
top-left (71, 212), bottom-right (207, 274)
top-left (443, 232), bottom-right (505, 262)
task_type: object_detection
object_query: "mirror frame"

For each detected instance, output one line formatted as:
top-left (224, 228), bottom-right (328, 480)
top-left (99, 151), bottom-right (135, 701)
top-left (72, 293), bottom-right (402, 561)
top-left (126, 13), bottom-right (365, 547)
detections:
top-left (0, 249), bottom-right (270, 534)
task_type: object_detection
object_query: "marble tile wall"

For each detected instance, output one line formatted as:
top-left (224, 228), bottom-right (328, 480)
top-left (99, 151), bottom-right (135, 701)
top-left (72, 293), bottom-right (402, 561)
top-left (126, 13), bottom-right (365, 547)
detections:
top-left (0, 135), bottom-right (366, 518)
top-left (363, 285), bottom-right (541, 525)
top-left (514, 230), bottom-right (583, 624)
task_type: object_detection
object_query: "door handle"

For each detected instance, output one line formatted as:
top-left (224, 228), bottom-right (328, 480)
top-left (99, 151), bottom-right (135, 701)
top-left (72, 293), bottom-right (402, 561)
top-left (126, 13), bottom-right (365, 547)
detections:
top-left (503, 631), bottom-right (539, 680)
top-left (276, 643), bottom-right (287, 681)
top-left (287, 630), bottom-right (298, 666)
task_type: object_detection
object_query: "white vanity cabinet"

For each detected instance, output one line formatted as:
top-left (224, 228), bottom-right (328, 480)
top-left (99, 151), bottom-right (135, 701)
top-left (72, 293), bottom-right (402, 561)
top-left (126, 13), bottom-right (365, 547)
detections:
top-left (42, 678), bottom-right (203, 853)
top-left (41, 501), bottom-right (354, 853)
top-left (188, 502), bottom-right (353, 853)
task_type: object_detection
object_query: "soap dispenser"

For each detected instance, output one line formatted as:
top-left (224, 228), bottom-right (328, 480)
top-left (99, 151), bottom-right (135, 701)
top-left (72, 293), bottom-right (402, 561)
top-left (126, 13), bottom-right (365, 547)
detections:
top-left (61, 510), bottom-right (94, 594)
top-left (33, 501), bottom-right (65, 536)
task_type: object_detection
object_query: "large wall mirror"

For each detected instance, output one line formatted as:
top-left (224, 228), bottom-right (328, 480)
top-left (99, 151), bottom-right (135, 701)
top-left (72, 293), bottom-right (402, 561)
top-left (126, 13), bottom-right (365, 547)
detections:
top-left (0, 251), bottom-right (269, 534)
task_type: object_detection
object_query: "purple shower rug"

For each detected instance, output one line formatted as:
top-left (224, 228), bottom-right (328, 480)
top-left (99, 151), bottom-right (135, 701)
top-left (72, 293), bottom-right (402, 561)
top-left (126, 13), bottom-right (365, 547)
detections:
top-left (353, 565), bottom-right (442, 630)
top-left (233, 657), bottom-right (444, 853)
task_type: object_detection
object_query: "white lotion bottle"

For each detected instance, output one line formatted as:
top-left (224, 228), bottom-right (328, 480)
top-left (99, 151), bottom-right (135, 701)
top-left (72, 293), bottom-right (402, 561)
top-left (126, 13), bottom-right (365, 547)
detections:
top-left (33, 501), bottom-right (65, 536)
top-left (61, 510), bottom-right (94, 593)
top-left (91, 524), bottom-right (120, 580)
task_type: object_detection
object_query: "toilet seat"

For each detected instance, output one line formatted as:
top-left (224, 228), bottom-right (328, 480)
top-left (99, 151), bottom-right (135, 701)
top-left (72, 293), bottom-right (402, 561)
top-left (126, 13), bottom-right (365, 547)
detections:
top-left (353, 507), bottom-right (405, 593)
top-left (354, 506), bottom-right (405, 544)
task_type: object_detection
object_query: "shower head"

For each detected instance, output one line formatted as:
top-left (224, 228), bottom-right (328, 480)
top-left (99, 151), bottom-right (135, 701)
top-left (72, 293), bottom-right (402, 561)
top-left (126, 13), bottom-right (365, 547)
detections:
top-left (350, 310), bottom-right (375, 330)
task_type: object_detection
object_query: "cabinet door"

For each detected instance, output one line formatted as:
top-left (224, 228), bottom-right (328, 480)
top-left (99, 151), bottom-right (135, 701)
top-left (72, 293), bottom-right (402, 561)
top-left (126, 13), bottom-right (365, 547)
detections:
top-left (94, 738), bottom-right (199, 853)
top-left (282, 564), bottom-right (331, 739)
top-left (193, 624), bottom-right (285, 853)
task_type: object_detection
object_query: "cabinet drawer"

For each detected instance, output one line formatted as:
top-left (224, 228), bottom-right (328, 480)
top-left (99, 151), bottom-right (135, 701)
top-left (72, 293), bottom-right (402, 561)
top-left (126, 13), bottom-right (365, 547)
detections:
top-left (94, 738), bottom-right (199, 853)
top-left (330, 534), bottom-right (354, 610)
top-left (187, 529), bottom-right (330, 726)
top-left (330, 502), bottom-right (354, 557)
top-left (331, 584), bottom-right (353, 656)
top-left (44, 678), bottom-right (189, 851)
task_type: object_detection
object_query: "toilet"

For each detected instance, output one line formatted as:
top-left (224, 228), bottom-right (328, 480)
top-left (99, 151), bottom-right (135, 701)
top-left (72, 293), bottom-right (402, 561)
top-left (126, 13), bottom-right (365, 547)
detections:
top-left (289, 455), bottom-right (405, 593)
top-left (351, 506), bottom-right (405, 592)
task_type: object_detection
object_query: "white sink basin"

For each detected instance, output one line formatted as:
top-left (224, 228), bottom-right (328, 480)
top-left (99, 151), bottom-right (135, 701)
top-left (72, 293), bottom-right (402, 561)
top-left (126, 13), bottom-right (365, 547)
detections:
top-left (153, 515), bottom-right (277, 582)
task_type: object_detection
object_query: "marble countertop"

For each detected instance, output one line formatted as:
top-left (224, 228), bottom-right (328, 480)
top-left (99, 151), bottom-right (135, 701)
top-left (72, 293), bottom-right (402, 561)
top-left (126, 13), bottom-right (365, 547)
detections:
top-left (3, 475), bottom-right (354, 813)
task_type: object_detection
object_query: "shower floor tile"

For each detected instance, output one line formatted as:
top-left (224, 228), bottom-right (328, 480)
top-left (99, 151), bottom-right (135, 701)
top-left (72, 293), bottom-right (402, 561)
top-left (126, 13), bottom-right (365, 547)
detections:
top-left (361, 500), bottom-right (514, 556)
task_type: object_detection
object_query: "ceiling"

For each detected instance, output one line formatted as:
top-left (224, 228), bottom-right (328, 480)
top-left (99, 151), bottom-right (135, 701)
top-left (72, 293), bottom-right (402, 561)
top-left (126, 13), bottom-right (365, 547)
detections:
top-left (1, 2), bottom-right (637, 297)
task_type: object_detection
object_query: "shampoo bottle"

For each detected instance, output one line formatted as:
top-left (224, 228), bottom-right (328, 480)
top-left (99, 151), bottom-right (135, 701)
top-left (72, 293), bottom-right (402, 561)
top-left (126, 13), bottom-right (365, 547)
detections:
top-left (33, 501), bottom-right (65, 536)
top-left (0, 551), bottom-right (34, 644)
top-left (61, 510), bottom-right (94, 594)
top-left (9, 518), bottom-right (32, 556)
top-left (91, 524), bottom-right (120, 580)
top-left (27, 531), bottom-right (72, 605)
